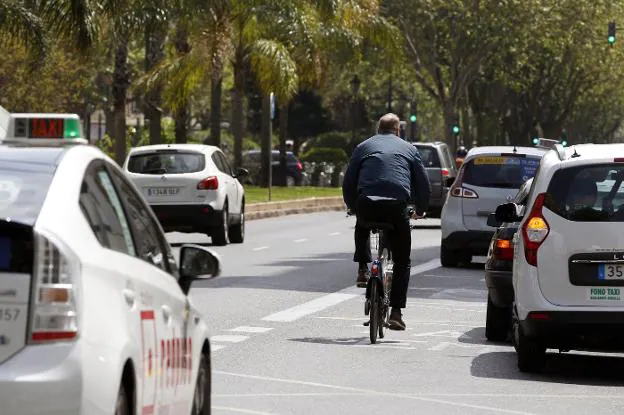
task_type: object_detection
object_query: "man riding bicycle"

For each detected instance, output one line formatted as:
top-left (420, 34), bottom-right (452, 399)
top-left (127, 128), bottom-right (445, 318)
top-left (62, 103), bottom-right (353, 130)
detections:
top-left (342, 113), bottom-right (431, 331)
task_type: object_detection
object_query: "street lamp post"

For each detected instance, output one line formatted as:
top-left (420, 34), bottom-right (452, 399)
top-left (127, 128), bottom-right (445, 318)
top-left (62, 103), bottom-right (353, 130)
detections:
top-left (350, 75), bottom-right (361, 145)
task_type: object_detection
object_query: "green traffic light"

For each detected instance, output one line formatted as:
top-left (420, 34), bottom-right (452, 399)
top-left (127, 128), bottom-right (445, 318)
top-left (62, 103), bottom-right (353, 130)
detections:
top-left (410, 115), bottom-right (417, 122)
top-left (532, 138), bottom-right (539, 145)
top-left (561, 140), bottom-right (568, 147)
top-left (452, 125), bottom-right (460, 134)
top-left (609, 35), bottom-right (616, 44)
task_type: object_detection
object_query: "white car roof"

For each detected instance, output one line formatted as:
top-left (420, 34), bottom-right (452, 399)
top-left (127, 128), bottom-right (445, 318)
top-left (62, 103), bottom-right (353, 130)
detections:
top-left (464, 146), bottom-right (548, 160)
top-left (127, 143), bottom-right (218, 155)
top-left (540, 143), bottom-right (624, 167)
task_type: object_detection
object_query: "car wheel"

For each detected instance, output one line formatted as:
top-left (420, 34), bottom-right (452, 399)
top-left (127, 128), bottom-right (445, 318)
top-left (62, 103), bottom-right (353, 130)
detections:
top-left (228, 202), bottom-right (245, 243)
top-left (114, 382), bottom-right (130, 415)
top-left (440, 244), bottom-right (459, 267)
top-left (211, 203), bottom-right (229, 246)
top-left (512, 306), bottom-right (546, 373)
top-left (485, 295), bottom-right (510, 342)
top-left (191, 353), bottom-right (211, 415)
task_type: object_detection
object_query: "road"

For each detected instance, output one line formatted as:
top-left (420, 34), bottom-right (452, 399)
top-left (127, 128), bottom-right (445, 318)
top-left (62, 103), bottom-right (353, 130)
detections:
top-left (167, 212), bottom-right (624, 415)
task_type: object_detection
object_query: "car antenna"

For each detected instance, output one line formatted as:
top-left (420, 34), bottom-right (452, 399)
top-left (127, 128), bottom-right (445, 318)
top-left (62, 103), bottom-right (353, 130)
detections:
top-left (570, 146), bottom-right (580, 158)
top-left (512, 145), bottom-right (518, 153)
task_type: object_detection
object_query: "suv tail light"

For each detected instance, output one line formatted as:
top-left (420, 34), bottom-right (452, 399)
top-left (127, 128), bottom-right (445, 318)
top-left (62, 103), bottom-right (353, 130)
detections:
top-left (29, 233), bottom-right (79, 343)
top-left (521, 193), bottom-right (549, 266)
top-left (494, 238), bottom-right (514, 261)
top-left (449, 165), bottom-right (478, 198)
top-left (441, 168), bottom-right (450, 176)
top-left (197, 176), bottom-right (218, 190)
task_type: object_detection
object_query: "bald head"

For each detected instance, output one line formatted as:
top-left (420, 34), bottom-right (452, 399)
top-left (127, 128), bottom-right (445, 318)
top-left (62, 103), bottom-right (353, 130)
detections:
top-left (377, 113), bottom-right (400, 135)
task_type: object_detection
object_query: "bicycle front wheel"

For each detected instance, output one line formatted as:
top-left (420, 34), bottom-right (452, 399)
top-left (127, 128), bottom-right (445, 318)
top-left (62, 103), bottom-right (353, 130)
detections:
top-left (369, 281), bottom-right (379, 344)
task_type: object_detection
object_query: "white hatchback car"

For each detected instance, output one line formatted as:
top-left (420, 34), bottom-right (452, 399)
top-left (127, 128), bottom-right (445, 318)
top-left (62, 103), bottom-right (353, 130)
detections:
top-left (123, 144), bottom-right (247, 246)
top-left (0, 113), bottom-right (219, 415)
top-left (495, 143), bottom-right (624, 372)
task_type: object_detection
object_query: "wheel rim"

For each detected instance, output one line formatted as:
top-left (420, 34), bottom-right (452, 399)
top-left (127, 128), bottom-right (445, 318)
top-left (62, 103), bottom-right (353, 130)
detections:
top-left (193, 362), bottom-right (206, 414)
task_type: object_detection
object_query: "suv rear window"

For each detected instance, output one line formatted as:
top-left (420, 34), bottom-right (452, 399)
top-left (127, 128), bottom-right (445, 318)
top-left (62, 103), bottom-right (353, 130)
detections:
top-left (462, 155), bottom-right (540, 188)
top-left (127, 151), bottom-right (205, 174)
top-left (544, 164), bottom-right (624, 222)
top-left (414, 146), bottom-right (441, 168)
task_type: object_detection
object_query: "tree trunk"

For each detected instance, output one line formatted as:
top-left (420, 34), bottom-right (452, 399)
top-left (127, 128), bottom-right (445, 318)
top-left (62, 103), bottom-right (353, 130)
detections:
top-left (173, 22), bottom-right (191, 144)
top-left (232, 56), bottom-right (245, 167)
top-left (145, 24), bottom-right (167, 145)
top-left (260, 93), bottom-right (272, 188)
top-left (210, 75), bottom-right (223, 147)
top-left (112, 39), bottom-right (130, 164)
top-left (278, 102), bottom-right (289, 186)
top-left (443, 104), bottom-right (457, 151)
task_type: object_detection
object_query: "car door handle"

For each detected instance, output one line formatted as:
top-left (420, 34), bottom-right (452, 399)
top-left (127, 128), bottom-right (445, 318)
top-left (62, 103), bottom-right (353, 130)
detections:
top-left (122, 289), bottom-right (135, 307)
top-left (161, 305), bottom-right (172, 324)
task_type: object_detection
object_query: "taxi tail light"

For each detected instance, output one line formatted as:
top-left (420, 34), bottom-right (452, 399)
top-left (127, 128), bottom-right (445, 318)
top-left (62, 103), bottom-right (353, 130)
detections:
top-left (197, 176), bottom-right (218, 190)
top-left (494, 238), bottom-right (514, 261)
top-left (449, 165), bottom-right (478, 199)
top-left (28, 233), bottom-right (79, 344)
top-left (521, 193), bottom-right (549, 267)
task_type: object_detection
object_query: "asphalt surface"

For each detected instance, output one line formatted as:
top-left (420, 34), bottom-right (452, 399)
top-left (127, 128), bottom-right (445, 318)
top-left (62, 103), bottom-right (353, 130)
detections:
top-left (167, 212), bottom-right (624, 415)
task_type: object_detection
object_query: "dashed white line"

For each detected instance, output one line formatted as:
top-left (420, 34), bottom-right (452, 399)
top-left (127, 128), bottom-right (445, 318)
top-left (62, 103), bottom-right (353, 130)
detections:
top-left (211, 335), bottom-right (249, 343)
top-left (262, 293), bottom-right (357, 322)
top-left (212, 406), bottom-right (275, 415)
top-left (328, 232), bottom-right (341, 236)
top-left (212, 345), bottom-right (227, 351)
top-left (228, 326), bottom-right (274, 334)
top-left (294, 238), bottom-right (308, 243)
top-left (410, 258), bottom-right (442, 275)
top-left (252, 246), bottom-right (269, 251)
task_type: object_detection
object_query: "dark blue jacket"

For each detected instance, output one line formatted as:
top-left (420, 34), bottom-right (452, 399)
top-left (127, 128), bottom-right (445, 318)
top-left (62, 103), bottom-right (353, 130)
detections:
top-left (342, 134), bottom-right (431, 215)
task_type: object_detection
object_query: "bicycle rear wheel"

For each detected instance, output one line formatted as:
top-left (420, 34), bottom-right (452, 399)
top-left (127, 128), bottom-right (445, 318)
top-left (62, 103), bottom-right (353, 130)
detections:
top-left (369, 281), bottom-right (379, 344)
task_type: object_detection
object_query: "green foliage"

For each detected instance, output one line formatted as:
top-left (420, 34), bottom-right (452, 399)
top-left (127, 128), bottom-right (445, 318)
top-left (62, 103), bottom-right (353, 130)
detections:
top-left (300, 146), bottom-right (348, 165)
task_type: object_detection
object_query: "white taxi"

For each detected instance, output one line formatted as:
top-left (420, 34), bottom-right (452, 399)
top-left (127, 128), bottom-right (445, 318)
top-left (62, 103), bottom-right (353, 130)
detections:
top-left (0, 111), bottom-right (219, 414)
top-left (495, 143), bottom-right (624, 372)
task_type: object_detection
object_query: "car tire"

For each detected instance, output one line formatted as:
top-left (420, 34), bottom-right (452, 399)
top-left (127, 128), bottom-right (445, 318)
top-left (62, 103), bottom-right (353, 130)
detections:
top-left (211, 203), bottom-right (229, 246)
top-left (440, 244), bottom-right (459, 267)
top-left (512, 307), bottom-right (546, 373)
top-left (191, 353), bottom-right (211, 415)
top-left (114, 381), bottom-right (130, 415)
top-left (486, 295), bottom-right (510, 342)
top-left (229, 202), bottom-right (245, 243)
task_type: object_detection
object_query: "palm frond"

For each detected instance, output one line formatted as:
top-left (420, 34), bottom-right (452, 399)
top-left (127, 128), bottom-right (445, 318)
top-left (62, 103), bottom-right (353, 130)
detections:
top-left (38, 0), bottom-right (97, 51)
top-left (0, 2), bottom-right (46, 63)
top-left (250, 39), bottom-right (298, 102)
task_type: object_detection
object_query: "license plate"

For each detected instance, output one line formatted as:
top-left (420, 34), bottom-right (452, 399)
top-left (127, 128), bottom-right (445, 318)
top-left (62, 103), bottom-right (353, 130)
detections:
top-left (147, 187), bottom-right (179, 197)
top-left (598, 264), bottom-right (624, 280)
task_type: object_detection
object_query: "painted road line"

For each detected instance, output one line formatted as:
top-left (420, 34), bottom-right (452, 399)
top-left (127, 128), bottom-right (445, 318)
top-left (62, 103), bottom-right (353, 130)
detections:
top-left (212, 345), bottom-right (226, 351)
top-left (228, 326), bottom-right (274, 334)
top-left (211, 335), bottom-right (249, 343)
top-left (262, 293), bottom-right (357, 323)
top-left (252, 246), bottom-right (269, 251)
top-left (410, 258), bottom-right (441, 275)
top-left (328, 232), bottom-right (341, 236)
top-left (212, 406), bottom-right (275, 415)
top-left (294, 238), bottom-right (308, 243)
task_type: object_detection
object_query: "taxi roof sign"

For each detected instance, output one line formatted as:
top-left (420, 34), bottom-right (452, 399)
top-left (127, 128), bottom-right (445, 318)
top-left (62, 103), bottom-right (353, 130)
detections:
top-left (535, 138), bottom-right (559, 149)
top-left (1, 113), bottom-right (88, 145)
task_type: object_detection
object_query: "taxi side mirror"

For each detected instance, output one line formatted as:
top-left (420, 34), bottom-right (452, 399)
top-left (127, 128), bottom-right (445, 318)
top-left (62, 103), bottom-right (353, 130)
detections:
top-left (495, 202), bottom-right (522, 224)
top-left (178, 245), bottom-right (221, 295)
top-left (487, 212), bottom-right (502, 228)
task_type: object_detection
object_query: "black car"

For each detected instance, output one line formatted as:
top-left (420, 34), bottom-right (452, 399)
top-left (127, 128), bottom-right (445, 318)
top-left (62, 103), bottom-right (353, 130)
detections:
top-left (484, 177), bottom-right (533, 341)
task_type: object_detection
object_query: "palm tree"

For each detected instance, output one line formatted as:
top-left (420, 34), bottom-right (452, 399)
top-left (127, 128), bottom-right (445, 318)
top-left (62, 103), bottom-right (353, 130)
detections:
top-left (0, 2), bottom-right (47, 63)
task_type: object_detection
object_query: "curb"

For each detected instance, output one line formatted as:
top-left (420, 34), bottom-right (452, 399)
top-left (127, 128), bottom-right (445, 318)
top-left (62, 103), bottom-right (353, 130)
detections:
top-left (246, 196), bottom-right (345, 221)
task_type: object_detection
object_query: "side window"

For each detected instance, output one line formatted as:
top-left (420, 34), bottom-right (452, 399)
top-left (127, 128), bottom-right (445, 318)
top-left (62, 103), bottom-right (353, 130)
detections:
top-left (211, 153), bottom-right (225, 173)
top-left (106, 166), bottom-right (171, 273)
top-left (79, 163), bottom-right (136, 256)
top-left (218, 152), bottom-right (233, 176)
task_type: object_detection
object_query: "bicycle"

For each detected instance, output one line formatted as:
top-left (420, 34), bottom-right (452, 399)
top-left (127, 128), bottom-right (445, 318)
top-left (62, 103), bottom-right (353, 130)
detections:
top-left (347, 207), bottom-right (418, 344)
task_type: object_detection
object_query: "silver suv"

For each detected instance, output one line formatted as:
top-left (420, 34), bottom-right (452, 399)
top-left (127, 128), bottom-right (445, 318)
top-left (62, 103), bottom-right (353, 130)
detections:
top-left (440, 145), bottom-right (547, 267)
top-left (412, 141), bottom-right (457, 217)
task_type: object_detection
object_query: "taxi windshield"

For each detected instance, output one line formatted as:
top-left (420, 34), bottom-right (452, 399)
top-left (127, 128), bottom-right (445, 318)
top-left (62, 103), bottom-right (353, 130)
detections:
top-left (462, 155), bottom-right (541, 188)
top-left (0, 165), bottom-right (53, 225)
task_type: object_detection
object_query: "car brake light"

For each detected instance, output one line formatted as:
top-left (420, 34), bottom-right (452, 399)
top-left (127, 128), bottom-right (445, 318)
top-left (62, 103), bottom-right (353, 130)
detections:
top-left (197, 176), bottom-right (218, 190)
top-left (450, 187), bottom-right (478, 198)
top-left (521, 193), bottom-right (549, 266)
top-left (29, 233), bottom-right (79, 343)
top-left (441, 168), bottom-right (449, 176)
top-left (494, 239), bottom-right (514, 261)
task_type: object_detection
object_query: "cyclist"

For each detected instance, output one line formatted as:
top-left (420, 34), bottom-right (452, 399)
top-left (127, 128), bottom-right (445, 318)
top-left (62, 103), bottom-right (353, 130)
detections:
top-left (342, 113), bottom-right (431, 331)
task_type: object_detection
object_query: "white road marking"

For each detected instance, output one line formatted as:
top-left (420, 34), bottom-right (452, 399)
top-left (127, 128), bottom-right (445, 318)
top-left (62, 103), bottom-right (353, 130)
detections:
top-left (410, 258), bottom-right (441, 275)
top-left (228, 326), bottom-right (274, 334)
top-left (294, 238), bottom-right (308, 243)
top-left (212, 406), bottom-right (275, 415)
top-left (328, 231), bottom-right (341, 236)
top-left (215, 392), bottom-right (624, 400)
top-left (212, 345), bottom-right (226, 351)
top-left (214, 370), bottom-right (538, 414)
top-left (411, 330), bottom-right (466, 338)
top-left (427, 341), bottom-right (497, 353)
top-left (262, 293), bottom-right (357, 322)
top-left (215, 392), bottom-right (366, 398)
top-left (252, 246), bottom-right (269, 251)
top-left (406, 304), bottom-right (486, 313)
top-left (211, 335), bottom-right (249, 343)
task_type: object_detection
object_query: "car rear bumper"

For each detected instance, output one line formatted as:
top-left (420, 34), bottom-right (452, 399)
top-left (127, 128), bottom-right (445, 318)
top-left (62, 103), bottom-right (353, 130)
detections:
top-left (520, 311), bottom-right (624, 349)
top-left (0, 343), bottom-right (82, 415)
top-left (442, 230), bottom-right (494, 256)
top-left (485, 269), bottom-right (513, 307)
top-left (151, 204), bottom-right (220, 232)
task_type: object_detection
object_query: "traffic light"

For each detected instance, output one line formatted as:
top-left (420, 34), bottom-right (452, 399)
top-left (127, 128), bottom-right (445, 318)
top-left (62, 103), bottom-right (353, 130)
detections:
top-left (609, 21), bottom-right (616, 45)
top-left (560, 129), bottom-right (568, 146)
top-left (452, 124), bottom-right (460, 135)
top-left (532, 137), bottom-right (539, 145)
top-left (409, 114), bottom-right (417, 123)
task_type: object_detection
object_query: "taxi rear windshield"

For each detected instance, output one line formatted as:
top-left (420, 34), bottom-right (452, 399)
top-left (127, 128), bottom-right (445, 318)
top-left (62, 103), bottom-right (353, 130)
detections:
top-left (0, 167), bottom-right (53, 226)
top-left (544, 164), bottom-right (624, 222)
top-left (127, 151), bottom-right (205, 174)
top-left (462, 155), bottom-right (540, 188)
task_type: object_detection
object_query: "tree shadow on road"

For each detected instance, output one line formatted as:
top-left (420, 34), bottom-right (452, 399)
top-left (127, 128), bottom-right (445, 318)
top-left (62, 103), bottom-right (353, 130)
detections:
top-left (471, 351), bottom-right (624, 386)
top-left (288, 336), bottom-right (408, 347)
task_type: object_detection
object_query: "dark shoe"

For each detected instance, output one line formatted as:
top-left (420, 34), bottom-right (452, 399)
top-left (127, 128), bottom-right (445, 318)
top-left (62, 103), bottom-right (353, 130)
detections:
top-left (356, 268), bottom-right (370, 288)
top-left (388, 308), bottom-right (406, 331)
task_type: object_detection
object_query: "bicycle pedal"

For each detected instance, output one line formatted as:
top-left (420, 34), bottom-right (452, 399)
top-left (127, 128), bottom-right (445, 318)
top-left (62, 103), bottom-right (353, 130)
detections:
top-left (363, 321), bottom-right (370, 327)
